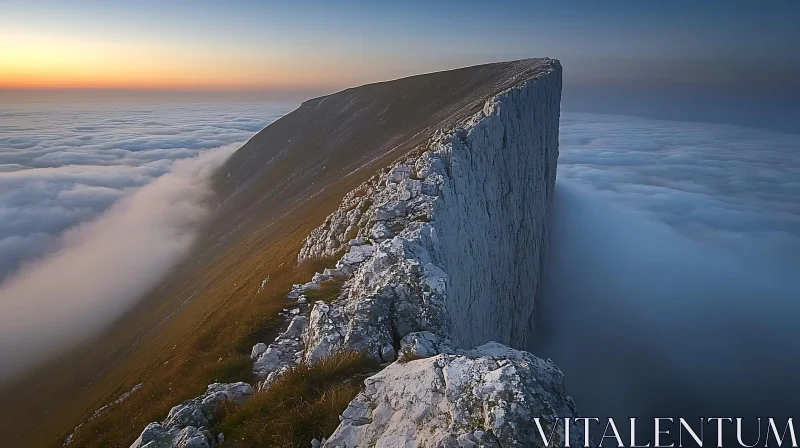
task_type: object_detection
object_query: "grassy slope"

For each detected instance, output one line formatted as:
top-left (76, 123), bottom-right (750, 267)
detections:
top-left (0, 173), bottom-right (377, 447)
top-left (216, 351), bottom-right (379, 447)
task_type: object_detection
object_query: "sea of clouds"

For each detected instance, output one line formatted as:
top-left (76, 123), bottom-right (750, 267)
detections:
top-left (538, 113), bottom-right (800, 427)
top-left (0, 101), bottom-right (293, 382)
top-left (1, 102), bottom-right (798, 422)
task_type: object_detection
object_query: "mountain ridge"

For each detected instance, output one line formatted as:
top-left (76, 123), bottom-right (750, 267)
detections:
top-left (126, 57), bottom-right (569, 446)
top-left (0, 58), bottom-right (561, 447)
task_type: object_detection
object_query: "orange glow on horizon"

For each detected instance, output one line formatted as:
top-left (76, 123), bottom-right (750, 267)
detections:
top-left (0, 31), bottom-right (351, 91)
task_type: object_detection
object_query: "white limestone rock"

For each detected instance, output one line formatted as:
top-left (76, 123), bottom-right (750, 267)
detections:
top-left (323, 267), bottom-right (347, 279)
top-left (398, 330), bottom-right (456, 359)
top-left (130, 383), bottom-right (253, 448)
top-left (250, 342), bottom-right (267, 360)
top-left (340, 244), bottom-right (376, 266)
top-left (303, 223), bottom-right (449, 364)
top-left (162, 382), bottom-right (253, 430)
top-left (348, 236), bottom-right (369, 246)
top-left (370, 222), bottom-right (394, 241)
top-left (304, 301), bottom-right (347, 364)
top-left (431, 66), bottom-right (561, 349)
top-left (323, 343), bottom-right (591, 448)
top-left (282, 315), bottom-right (309, 339)
top-left (312, 272), bottom-right (330, 283)
top-left (129, 423), bottom-right (214, 448)
top-left (389, 165), bottom-right (413, 182)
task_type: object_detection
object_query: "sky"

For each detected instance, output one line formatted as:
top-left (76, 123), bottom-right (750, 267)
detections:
top-left (1, 0), bottom-right (799, 95)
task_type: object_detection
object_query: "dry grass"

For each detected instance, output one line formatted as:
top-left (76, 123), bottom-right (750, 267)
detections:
top-left (4, 157), bottom-right (390, 447)
top-left (63, 238), bottom-right (340, 448)
top-left (216, 351), bottom-right (378, 448)
top-left (304, 278), bottom-right (345, 304)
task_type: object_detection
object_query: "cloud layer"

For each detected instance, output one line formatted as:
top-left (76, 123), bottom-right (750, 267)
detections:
top-left (0, 101), bottom-right (292, 383)
top-left (536, 113), bottom-right (800, 428)
top-left (0, 145), bottom-right (235, 382)
top-left (556, 113), bottom-right (800, 265)
top-left (0, 101), bottom-right (293, 280)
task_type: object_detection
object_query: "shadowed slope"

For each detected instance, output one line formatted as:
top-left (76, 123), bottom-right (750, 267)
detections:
top-left (208, 58), bottom-right (554, 242)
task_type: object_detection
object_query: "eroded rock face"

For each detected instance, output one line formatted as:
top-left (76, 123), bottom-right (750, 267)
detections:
top-left (298, 59), bottom-right (561, 362)
top-left (323, 343), bottom-right (591, 448)
top-left (434, 71), bottom-right (561, 349)
top-left (303, 222), bottom-right (449, 364)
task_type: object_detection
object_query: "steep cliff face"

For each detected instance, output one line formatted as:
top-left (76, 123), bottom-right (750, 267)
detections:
top-left (297, 61), bottom-right (561, 358)
top-left (434, 67), bottom-right (561, 348)
top-left (128, 59), bottom-right (581, 448)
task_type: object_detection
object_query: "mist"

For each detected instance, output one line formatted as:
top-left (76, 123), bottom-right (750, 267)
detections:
top-left (534, 114), bottom-right (800, 435)
top-left (0, 144), bottom-right (236, 384)
top-left (0, 101), bottom-right (293, 279)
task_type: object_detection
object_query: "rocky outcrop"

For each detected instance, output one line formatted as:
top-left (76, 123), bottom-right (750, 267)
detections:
top-left (303, 221), bottom-right (448, 365)
top-left (297, 58), bottom-right (561, 362)
top-left (130, 58), bottom-right (573, 447)
top-left (325, 343), bottom-right (588, 447)
top-left (252, 313), bottom-right (309, 389)
top-left (291, 59), bottom-right (574, 446)
top-left (129, 383), bottom-right (253, 448)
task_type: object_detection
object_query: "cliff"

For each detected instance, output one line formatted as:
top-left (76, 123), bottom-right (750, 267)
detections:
top-left (127, 59), bottom-right (585, 447)
top-left (295, 63), bottom-right (561, 360)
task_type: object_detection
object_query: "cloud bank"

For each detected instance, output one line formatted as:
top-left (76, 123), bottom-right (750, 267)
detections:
top-left (0, 145), bottom-right (237, 382)
top-left (0, 101), bottom-right (292, 383)
top-left (0, 102), bottom-right (293, 280)
top-left (536, 114), bottom-right (800, 427)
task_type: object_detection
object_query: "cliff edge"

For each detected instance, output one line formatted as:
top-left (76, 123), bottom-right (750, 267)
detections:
top-left (128, 59), bottom-right (586, 448)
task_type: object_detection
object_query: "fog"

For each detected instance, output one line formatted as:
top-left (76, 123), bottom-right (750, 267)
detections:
top-left (535, 114), bottom-right (800, 432)
top-left (0, 101), bottom-right (292, 279)
top-left (0, 101), bottom-right (293, 384)
top-left (0, 145), bottom-right (237, 383)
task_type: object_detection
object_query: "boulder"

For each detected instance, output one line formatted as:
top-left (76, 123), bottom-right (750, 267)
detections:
top-left (129, 423), bottom-right (215, 448)
top-left (323, 343), bottom-right (591, 447)
top-left (130, 383), bottom-right (253, 448)
top-left (389, 165), bottom-right (413, 182)
top-left (398, 331), bottom-right (455, 359)
top-left (348, 236), bottom-right (369, 246)
top-left (304, 301), bottom-right (346, 364)
top-left (374, 200), bottom-right (407, 221)
top-left (281, 315), bottom-right (309, 339)
top-left (250, 343), bottom-right (267, 360)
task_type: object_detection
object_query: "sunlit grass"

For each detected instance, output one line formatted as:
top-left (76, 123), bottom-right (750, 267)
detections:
top-left (64, 227), bottom-right (339, 447)
top-left (216, 351), bottom-right (378, 447)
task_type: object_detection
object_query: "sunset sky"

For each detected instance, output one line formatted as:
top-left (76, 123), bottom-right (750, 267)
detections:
top-left (2, 0), bottom-right (799, 94)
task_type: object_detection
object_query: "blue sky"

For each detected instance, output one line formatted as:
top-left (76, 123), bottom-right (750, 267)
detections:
top-left (2, 0), bottom-right (798, 92)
